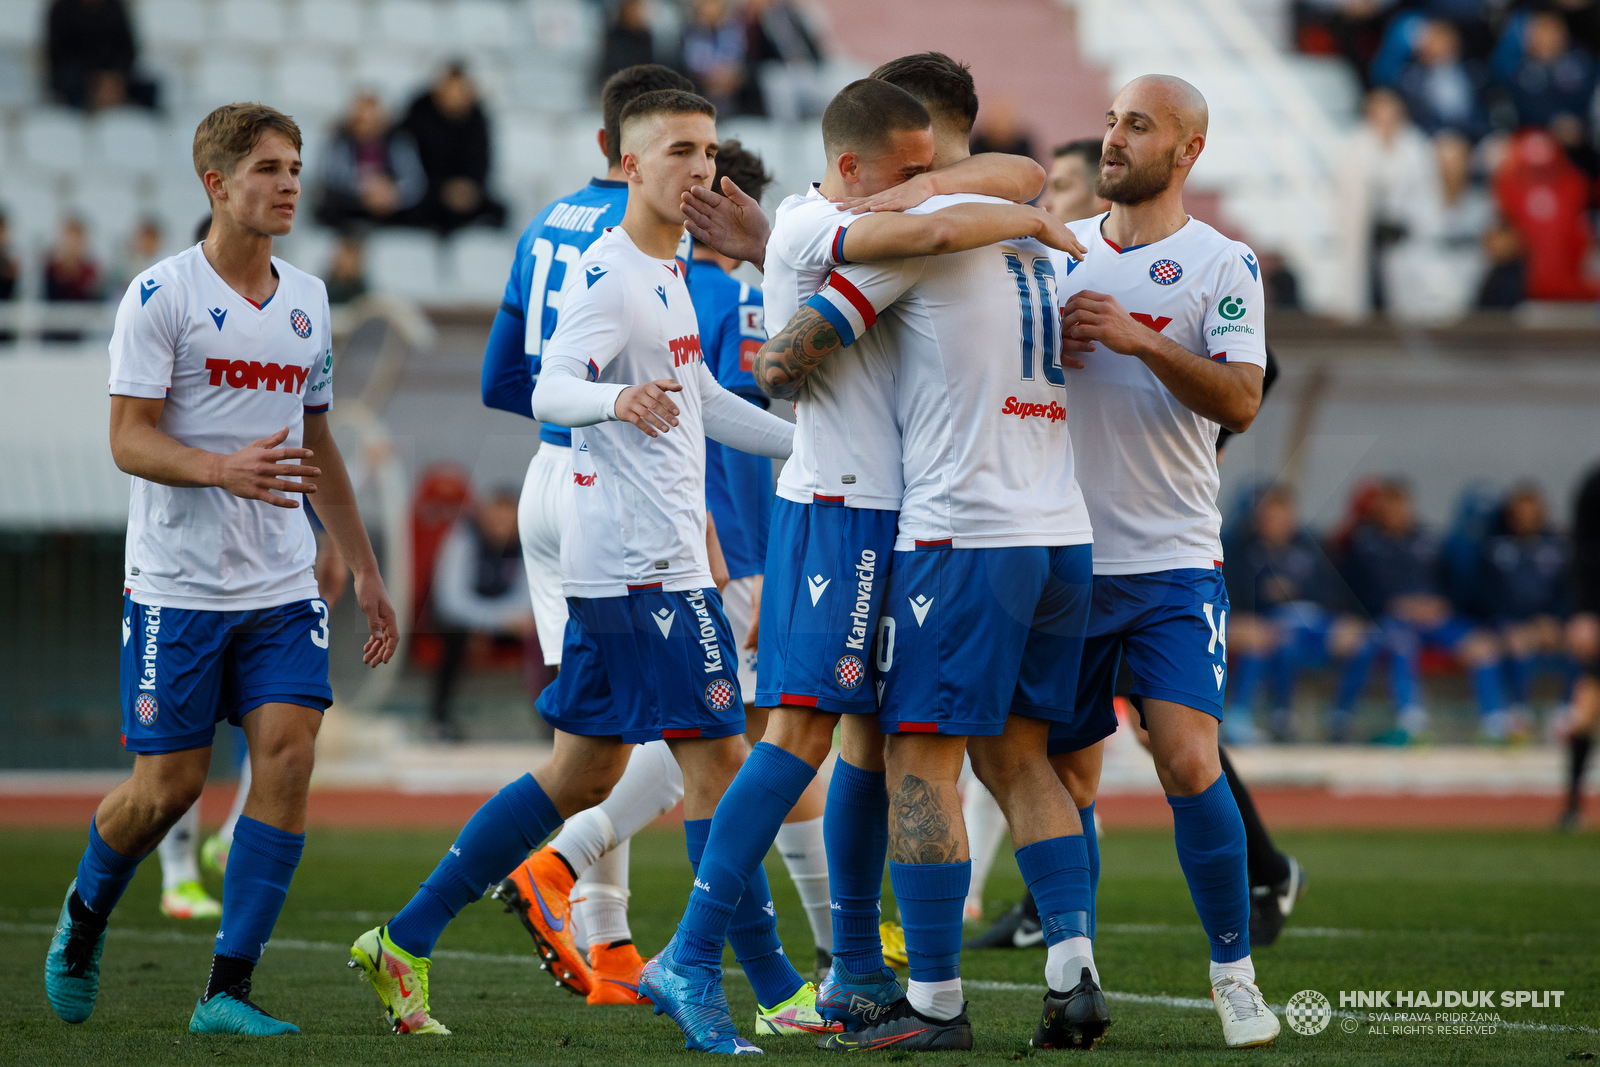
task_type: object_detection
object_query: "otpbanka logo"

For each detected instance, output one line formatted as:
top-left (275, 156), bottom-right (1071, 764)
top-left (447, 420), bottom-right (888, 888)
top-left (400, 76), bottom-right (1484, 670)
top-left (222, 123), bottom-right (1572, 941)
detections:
top-left (1286, 990), bottom-right (1332, 1035)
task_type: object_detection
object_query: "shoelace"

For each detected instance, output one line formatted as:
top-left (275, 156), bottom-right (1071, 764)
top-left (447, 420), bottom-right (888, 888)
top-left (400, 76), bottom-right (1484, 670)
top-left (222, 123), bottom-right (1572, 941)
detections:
top-left (62, 920), bottom-right (102, 978)
top-left (1217, 980), bottom-right (1266, 1020)
top-left (220, 979), bottom-right (279, 1019)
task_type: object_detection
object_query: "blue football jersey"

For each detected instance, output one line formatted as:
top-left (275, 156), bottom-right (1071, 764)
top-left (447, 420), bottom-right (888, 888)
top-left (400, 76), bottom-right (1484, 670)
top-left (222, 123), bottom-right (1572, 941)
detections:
top-left (482, 178), bottom-right (629, 446)
top-left (688, 261), bottom-right (773, 579)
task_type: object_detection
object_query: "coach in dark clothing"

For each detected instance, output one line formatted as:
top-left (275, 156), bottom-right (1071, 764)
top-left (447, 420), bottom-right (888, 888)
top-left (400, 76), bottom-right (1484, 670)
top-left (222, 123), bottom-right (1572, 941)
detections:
top-left (1480, 485), bottom-right (1571, 724)
top-left (399, 65), bottom-right (506, 234)
top-left (47, 0), bottom-right (155, 110)
top-left (1563, 466), bottom-right (1600, 828)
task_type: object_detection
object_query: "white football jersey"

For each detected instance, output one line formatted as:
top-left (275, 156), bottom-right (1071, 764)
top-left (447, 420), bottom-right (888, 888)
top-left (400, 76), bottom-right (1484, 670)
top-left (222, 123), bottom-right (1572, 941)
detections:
top-left (543, 226), bottom-right (718, 598)
top-left (1051, 214), bottom-right (1268, 575)
top-left (109, 243), bottom-right (333, 611)
top-left (823, 194), bottom-right (1092, 551)
top-left (763, 184), bottom-right (902, 510)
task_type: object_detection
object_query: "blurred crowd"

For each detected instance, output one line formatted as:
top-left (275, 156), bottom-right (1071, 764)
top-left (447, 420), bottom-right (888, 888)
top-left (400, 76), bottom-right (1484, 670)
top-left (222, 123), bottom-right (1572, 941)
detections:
top-left (1304, 0), bottom-right (1600, 316)
top-left (1220, 466), bottom-right (1600, 746)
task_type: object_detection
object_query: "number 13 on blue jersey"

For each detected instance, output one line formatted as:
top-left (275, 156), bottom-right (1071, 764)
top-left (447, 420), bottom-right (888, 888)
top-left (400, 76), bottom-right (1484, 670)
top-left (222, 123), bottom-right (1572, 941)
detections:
top-left (525, 238), bottom-right (583, 357)
top-left (1006, 253), bottom-right (1063, 387)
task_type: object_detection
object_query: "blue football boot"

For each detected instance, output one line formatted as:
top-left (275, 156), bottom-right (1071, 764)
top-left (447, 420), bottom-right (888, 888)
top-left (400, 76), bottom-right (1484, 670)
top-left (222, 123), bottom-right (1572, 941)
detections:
top-left (814, 955), bottom-right (905, 1029)
top-left (638, 933), bottom-right (763, 1054)
top-left (44, 880), bottom-right (106, 1024)
top-left (189, 982), bottom-right (300, 1035)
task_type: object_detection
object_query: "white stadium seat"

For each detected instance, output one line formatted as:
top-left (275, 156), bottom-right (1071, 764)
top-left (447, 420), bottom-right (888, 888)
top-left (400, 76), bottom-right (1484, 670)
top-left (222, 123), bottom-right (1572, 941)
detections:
top-left (195, 54), bottom-right (271, 108)
top-left (366, 229), bottom-right (444, 302)
top-left (276, 226), bottom-right (338, 281)
top-left (137, 0), bottom-right (212, 48)
top-left (21, 109), bottom-right (89, 174)
top-left (453, 0), bottom-right (517, 49)
top-left (446, 229), bottom-right (517, 303)
top-left (352, 54), bottom-right (427, 110)
top-left (66, 176), bottom-right (146, 259)
top-left (217, 0), bottom-right (289, 47)
top-left (377, 0), bottom-right (442, 49)
top-left (1, 175), bottom-right (62, 251)
top-left (498, 113), bottom-right (555, 179)
top-left (274, 53), bottom-right (352, 124)
top-left (91, 110), bottom-right (165, 174)
top-left (296, 0), bottom-right (367, 48)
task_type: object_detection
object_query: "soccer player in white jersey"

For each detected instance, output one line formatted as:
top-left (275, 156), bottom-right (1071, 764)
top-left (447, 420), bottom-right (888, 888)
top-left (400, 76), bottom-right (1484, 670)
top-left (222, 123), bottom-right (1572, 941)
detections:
top-left (44, 104), bottom-right (399, 1037)
top-left (1045, 75), bottom-right (1280, 1049)
top-left (752, 62), bottom-right (1112, 1054)
top-left (351, 91), bottom-right (793, 1048)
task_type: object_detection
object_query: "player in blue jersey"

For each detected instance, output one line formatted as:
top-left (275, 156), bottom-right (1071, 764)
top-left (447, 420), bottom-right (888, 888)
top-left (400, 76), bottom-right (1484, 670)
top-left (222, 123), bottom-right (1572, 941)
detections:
top-left (688, 142), bottom-right (835, 976)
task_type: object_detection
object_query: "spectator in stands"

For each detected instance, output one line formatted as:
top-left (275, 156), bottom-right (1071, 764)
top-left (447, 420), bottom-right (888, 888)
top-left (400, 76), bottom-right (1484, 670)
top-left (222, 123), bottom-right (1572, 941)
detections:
top-left (43, 217), bottom-right (101, 302)
top-left (1480, 484), bottom-right (1570, 728)
top-left (46, 0), bottom-right (155, 111)
top-left (969, 96), bottom-right (1036, 160)
top-left (1500, 11), bottom-right (1595, 130)
top-left (737, 0), bottom-right (827, 119)
top-left (0, 211), bottom-right (18, 302)
top-left (429, 489), bottom-right (536, 742)
top-left (1294, 0), bottom-right (1401, 85)
top-left (1334, 478), bottom-right (1508, 743)
top-left (598, 0), bottom-right (659, 86)
top-left (400, 63), bottom-right (506, 234)
top-left (106, 218), bottom-right (162, 298)
top-left (1259, 251), bottom-right (1304, 309)
top-left (683, 0), bottom-right (747, 116)
top-left (1396, 19), bottom-right (1489, 140)
top-left (325, 235), bottom-right (369, 306)
top-left (1476, 215), bottom-right (1525, 306)
top-left (315, 92), bottom-right (427, 232)
top-left (1223, 486), bottom-right (1371, 742)
top-left (1494, 127), bottom-right (1599, 300)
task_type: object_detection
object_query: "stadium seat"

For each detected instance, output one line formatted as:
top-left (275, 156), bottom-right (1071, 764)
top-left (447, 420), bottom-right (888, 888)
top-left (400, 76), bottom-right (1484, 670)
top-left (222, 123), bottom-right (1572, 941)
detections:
top-left (217, 0), bottom-right (289, 47)
top-left (195, 53), bottom-right (270, 109)
top-left (20, 109), bottom-right (89, 174)
top-left (0, 0), bottom-right (43, 45)
top-left (274, 53), bottom-right (351, 127)
top-left (91, 110), bottom-right (165, 175)
top-left (138, 0), bottom-right (212, 48)
top-left (498, 113), bottom-right (556, 179)
top-left (377, 0), bottom-right (442, 49)
top-left (297, 0), bottom-right (367, 48)
top-left (277, 226), bottom-right (338, 281)
top-left (527, 0), bottom-right (601, 62)
top-left (67, 176), bottom-right (147, 258)
top-left (1, 175), bottom-right (61, 252)
top-left (454, 0), bottom-right (517, 49)
top-left (353, 54), bottom-right (425, 109)
top-left (154, 179), bottom-right (213, 244)
top-left (366, 229), bottom-right (444, 302)
top-left (446, 230), bottom-right (517, 303)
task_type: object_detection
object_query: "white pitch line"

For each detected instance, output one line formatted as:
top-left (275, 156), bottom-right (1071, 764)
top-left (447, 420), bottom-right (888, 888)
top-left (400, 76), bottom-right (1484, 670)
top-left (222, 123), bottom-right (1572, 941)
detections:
top-left (5, 923), bottom-right (1593, 1036)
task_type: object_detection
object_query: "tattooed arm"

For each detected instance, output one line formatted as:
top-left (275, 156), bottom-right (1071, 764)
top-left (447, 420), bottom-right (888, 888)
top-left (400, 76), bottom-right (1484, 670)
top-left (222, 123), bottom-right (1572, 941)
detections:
top-left (753, 303), bottom-right (843, 400)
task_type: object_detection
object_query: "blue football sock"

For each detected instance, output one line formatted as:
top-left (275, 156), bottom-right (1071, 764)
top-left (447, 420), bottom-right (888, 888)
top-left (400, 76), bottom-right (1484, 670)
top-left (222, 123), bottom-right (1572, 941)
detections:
top-left (888, 861), bottom-right (968, 983)
top-left (1078, 804), bottom-right (1099, 939)
top-left (1228, 653), bottom-right (1268, 716)
top-left (825, 759), bottom-right (889, 974)
top-left (1386, 623), bottom-right (1422, 711)
top-left (1268, 644), bottom-right (1299, 710)
top-left (1167, 775), bottom-right (1250, 963)
top-left (1504, 657), bottom-right (1533, 707)
top-left (388, 773), bottom-right (561, 958)
top-left (74, 818), bottom-right (143, 915)
top-left (680, 743), bottom-right (814, 954)
top-left (1015, 835), bottom-right (1092, 948)
top-left (216, 816), bottom-right (303, 962)
top-left (1471, 661), bottom-right (1506, 716)
top-left (682, 817), bottom-right (805, 1005)
top-left (1332, 634), bottom-right (1381, 716)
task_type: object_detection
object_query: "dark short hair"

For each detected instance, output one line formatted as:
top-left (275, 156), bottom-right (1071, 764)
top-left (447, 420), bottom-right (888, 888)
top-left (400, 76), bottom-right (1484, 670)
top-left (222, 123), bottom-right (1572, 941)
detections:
top-left (713, 139), bottom-right (773, 204)
top-left (192, 103), bottom-right (302, 198)
top-left (1052, 138), bottom-right (1102, 170)
top-left (821, 78), bottom-right (930, 160)
top-left (601, 65), bottom-right (696, 166)
top-left (871, 52), bottom-right (979, 134)
top-left (618, 89), bottom-right (716, 143)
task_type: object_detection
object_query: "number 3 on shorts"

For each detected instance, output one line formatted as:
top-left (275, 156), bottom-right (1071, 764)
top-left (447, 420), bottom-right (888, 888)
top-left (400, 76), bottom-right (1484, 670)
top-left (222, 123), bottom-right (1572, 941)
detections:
top-left (310, 599), bottom-right (330, 649)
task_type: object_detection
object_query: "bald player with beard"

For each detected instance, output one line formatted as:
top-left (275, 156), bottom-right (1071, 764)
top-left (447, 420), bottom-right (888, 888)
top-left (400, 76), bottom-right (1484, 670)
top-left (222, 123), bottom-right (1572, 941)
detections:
top-left (1042, 75), bottom-right (1280, 1049)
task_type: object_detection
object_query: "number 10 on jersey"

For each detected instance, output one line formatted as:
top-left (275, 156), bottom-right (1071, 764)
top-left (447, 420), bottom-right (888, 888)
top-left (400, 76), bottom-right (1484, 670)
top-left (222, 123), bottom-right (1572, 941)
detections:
top-left (1006, 253), bottom-right (1064, 387)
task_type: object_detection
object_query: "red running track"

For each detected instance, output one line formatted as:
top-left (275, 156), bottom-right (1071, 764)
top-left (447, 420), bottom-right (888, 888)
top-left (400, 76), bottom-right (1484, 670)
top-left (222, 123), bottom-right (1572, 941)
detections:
top-left (1, 787), bottom-right (1591, 830)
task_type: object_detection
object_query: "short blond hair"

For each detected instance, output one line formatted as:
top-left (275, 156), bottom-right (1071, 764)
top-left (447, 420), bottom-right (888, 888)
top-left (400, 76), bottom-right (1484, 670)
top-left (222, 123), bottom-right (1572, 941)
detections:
top-left (192, 103), bottom-right (302, 197)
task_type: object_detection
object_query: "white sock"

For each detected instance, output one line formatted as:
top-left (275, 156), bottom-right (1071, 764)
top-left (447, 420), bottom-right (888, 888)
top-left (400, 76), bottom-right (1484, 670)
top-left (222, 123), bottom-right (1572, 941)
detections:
top-left (1210, 955), bottom-right (1255, 985)
top-left (158, 803), bottom-right (202, 891)
top-left (571, 839), bottom-right (631, 950)
top-left (546, 739), bottom-right (682, 873)
top-left (906, 977), bottom-right (964, 1021)
top-left (220, 758), bottom-right (251, 844)
top-left (1046, 935), bottom-right (1098, 991)
top-left (775, 816), bottom-right (832, 953)
top-left (548, 806), bottom-right (617, 874)
top-left (961, 777), bottom-right (1006, 917)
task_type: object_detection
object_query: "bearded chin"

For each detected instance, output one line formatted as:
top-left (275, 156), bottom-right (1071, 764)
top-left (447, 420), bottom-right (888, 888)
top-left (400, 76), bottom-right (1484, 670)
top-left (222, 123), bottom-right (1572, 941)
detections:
top-left (1096, 157), bottom-right (1174, 205)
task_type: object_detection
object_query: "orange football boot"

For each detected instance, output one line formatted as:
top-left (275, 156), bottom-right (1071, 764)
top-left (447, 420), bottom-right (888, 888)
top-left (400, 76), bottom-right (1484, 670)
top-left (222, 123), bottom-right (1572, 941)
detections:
top-left (586, 940), bottom-right (650, 1005)
top-left (492, 848), bottom-right (593, 996)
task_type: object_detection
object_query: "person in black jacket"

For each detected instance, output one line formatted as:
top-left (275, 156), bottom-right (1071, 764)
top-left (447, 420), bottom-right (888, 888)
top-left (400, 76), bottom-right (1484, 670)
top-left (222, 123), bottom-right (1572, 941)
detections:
top-left (1562, 466), bottom-right (1600, 830)
top-left (399, 64), bottom-right (507, 234)
top-left (47, 0), bottom-right (156, 110)
top-left (1479, 485), bottom-right (1570, 722)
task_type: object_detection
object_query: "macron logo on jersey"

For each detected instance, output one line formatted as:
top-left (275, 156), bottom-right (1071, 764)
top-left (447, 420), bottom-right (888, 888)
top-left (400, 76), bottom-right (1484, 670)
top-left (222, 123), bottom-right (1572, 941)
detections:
top-left (139, 280), bottom-right (160, 305)
top-left (808, 574), bottom-right (830, 605)
top-left (204, 358), bottom-right (309, 393)
top-left (547, 203), bottom-right (608, 233)
top-left (655, 284), bottom-right (668, 308)
top-left (586, 266), bottom-right (607, 288)
top-left (1241, 252), bottom-right (1259, 280)
top-left (209, 307), bottom-right (227, 331)
top-left (668, 334), bottom-right (703, 367)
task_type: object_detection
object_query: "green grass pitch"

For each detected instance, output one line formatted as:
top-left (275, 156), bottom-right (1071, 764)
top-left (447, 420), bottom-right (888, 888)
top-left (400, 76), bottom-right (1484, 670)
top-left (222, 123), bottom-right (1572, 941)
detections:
top-left (2, 825), bottom-right (1597, 1065)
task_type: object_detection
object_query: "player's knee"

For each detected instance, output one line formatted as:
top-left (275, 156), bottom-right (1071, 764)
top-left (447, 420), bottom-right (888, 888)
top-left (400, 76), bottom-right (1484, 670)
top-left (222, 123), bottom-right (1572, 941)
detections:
top-left (763, 708), bottom-right (835, 767)
top-left (1159, 745), bottom-right (1219, 796)
top-left (1458, 631), bottom-right (1500, 666)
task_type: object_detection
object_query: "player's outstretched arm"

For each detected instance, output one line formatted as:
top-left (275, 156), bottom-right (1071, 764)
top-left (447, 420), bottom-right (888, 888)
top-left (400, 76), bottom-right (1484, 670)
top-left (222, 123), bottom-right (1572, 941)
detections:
top-left (699, 363), bottom-right (794, 457)
top-left (753, 303), bottom-right (843, 400)
top-left (681, 177), bottom-right (772, 270)
top-left (110, 396), bottom-right (321, 506)
top-left (1062, 290), bottom-right (1264, 432)
top-left (840, 203), bottom-right (1086, 263)
top-left (831, 152), bottom-right (1047, 215)
top-left (301, 413), bottom-right (398, 666)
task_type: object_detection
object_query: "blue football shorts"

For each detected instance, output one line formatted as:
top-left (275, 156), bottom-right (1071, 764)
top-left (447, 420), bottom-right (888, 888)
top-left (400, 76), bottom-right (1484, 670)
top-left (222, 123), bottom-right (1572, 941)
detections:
top-left (537, 586), bottom-right (746, 744)
top-left (754, 496), bottom-right (897, 714)
top-left (875, 544), bottom-right (1093, 737)
top-left (119, 595), bottom-right (332, 755)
